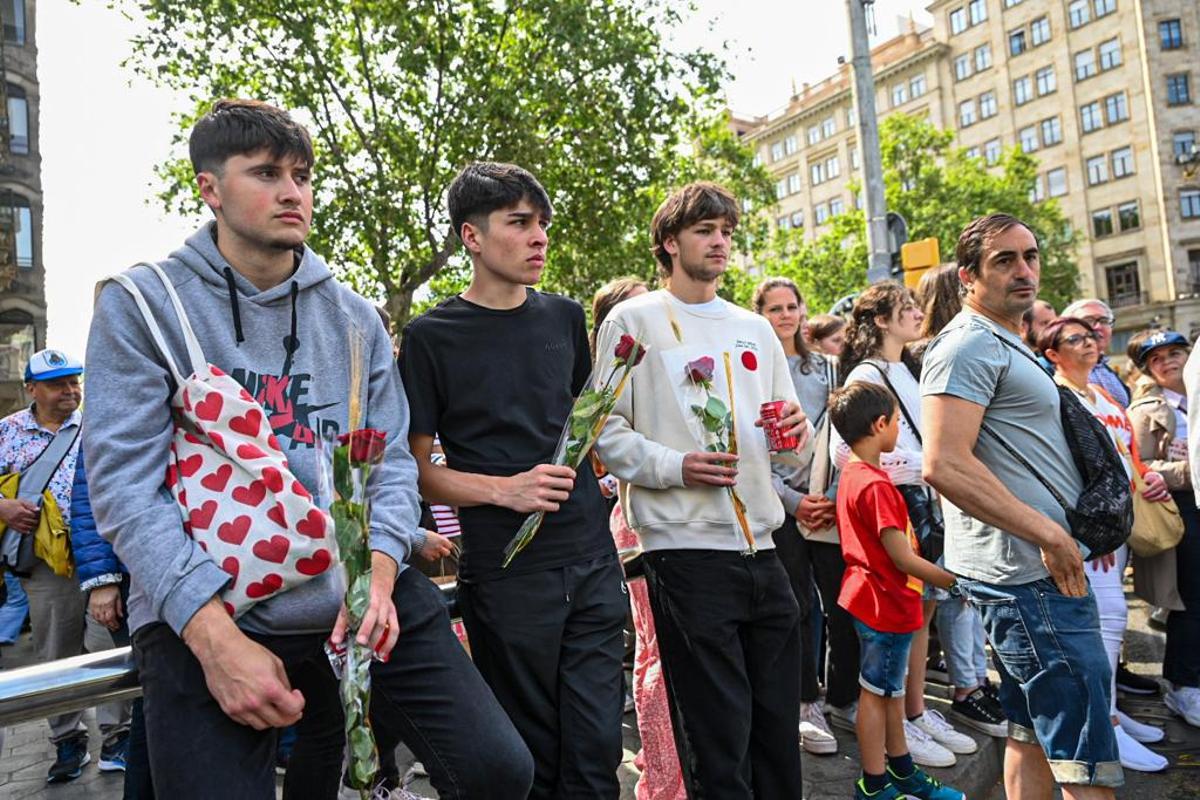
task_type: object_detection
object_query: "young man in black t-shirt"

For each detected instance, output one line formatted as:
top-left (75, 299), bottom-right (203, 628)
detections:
top-left (399, 163), bottom-right (624, 799)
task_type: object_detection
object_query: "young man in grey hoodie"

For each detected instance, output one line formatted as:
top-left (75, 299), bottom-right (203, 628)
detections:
top-left (82, 99), bottom-right (532, 799)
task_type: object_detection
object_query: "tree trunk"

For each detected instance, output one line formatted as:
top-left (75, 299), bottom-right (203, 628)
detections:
top-left (385, 288), bottom-right (416, 332)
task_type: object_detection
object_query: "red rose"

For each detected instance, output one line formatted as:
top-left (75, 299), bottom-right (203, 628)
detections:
top-left (614, 334), bottom-right (647, 366)
top-left (338, 428), bottom-right (387, 465)
top-left (686, 356), bottom-right (715, 384)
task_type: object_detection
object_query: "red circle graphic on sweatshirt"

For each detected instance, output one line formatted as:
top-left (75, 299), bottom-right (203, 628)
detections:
top-left (741, 351), bottom-right (758, 371)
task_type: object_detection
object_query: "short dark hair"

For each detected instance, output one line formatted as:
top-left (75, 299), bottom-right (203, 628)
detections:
top-left (956, 213), bottom-right (1036, 278)
top-left (650, 182), bottom-right (740, 277)
top-left (828, 382), bottom-right (896, 445)
top-left (189, 99), bottom-right (314, 176)
top-left (446, 162), bottom-right (552, 243)
top-left (1036, 316), bottom-right (1094, 355)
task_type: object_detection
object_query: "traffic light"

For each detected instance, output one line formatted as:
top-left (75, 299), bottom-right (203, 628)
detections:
top-left (899, 237), bottom-right (941, 289)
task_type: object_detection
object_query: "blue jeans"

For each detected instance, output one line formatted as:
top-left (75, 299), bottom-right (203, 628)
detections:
top-left (0, 571), bottom-right (29, 643)
top-left (959, 577), bottom-right (1121, 787)
top-left (935, 597), bottom-right (988, 689)
top-left (852, 619), bottom-right (913, 697)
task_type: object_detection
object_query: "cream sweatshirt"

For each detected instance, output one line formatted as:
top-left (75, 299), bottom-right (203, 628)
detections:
top-left (594, 290), bottom-right (808, 552)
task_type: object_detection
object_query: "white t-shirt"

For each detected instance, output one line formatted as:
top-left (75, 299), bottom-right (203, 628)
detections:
top-left (830, 359), bottom-right (924, 486)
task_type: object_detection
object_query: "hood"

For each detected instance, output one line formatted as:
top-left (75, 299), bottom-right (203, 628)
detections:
top-left (1130, 375), bottom-right (1164, 404)
top-left (171, 222), bottom-right (336, 373)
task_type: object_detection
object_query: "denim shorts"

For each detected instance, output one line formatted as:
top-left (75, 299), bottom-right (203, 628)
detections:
top-left (958, 577), bottom-right (1122, 788)
top-left (852, 618), bottom-right (913, 697)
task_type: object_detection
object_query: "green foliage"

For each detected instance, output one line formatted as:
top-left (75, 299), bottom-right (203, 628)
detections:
top-left (748, 114), bottom-right (1079, 313)
top-left (125, 0), bottom-right (770, 325)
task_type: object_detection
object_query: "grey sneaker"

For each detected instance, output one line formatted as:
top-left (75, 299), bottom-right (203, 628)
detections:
top-left (826, 700), bottom-right (858, 732)
top-left (798, 701), bottom-right (838, 755)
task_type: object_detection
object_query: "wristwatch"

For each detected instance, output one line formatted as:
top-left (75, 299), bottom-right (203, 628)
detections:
top-left (946, 579), bottom-right (963, 599)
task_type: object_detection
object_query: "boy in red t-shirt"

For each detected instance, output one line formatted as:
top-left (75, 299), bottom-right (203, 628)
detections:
top-left (829, 382), bottom-right (965, 800)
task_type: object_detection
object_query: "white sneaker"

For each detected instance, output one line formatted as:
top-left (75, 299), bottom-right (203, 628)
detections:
top-left (911, 709), bottom-right (978, 755)
top-left (1115, 724), bottom-right (1169, 772)
top-left (825, 700), bottom-right (858, 732)
top-left (1116, 709), bottom-right (1165, 743)
top-left (798, 702), bottom-right (838, 755)
top-left (1165, 686), bottom-right (1200, 727)
top-left (902, 718), bottom-right (957, 767)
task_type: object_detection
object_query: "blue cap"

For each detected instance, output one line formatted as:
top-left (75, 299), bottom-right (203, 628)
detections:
top-left (1134, 330), bottom-right (1189, 368)
top-left (24, 349), bottom-right (83, 382)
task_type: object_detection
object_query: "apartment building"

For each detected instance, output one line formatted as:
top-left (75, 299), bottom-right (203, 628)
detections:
top-left (742, 0), bottom-right (1200, 348)
top-left (0, 0), bottom-right (43, 414)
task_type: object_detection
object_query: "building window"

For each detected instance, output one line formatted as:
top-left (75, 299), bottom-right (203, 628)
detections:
top-left (975, 43), bottom-right (992, 71)
top-left (959, 99), bottom-right (977, 127)
top-left (1099, 39), bottom-right (1121, 71)
top-left (1168, 74), bottom-right (1191, 106)
top-left (892, 83), bottom-right (908, 107)
top-left (1094, 0), bottom-right (1115, 16)
top-left (1019, 125), bottom-right (1039, 152)
top-left (775, 180), bottom-right (787, 200)
top-left (1031, 175), bottom-right (1045, 202)
top-left (954, 54), bottom-right (972, 81)
top-left (1087, 155), bottom-right (1108, 184)
top-left (811, 162), bottom-right (825, 185)
top-left (1041, 116), bottom-right (1063, 145)
top-left (1081, 101), bottom-right (1103, 133)
top-left (808, 127), bottom-right (820, 146)
top-left (2, 0), bottom-right (25, 45)
top-left (1013, 76), bottom-right (1033, 105)
top-left (788, 173), bottom-right (802, 194)
top-left (966, 146), bottom-right (981, 160)
top-left (1118, 200), bottom-right (1140, 231)
top-left (1075, 50), bottom-right (1096, 81)
top-left (777, 216), bottom-right (790, 230)
top-left (1111, 146), bottom-right (1134, 178)
top-left (1009, 29), bottom-right (1027, 56)
top-left (827, 156), bottom-right (841, 178)
top-left (984, 138), bottom-right (1002, 165)
top-left (821, 117), bottom-right (836, 138)
top-left (770, 141), bottom-right (785, 162)
top-left (1105, 92), bottom-right (1129, 123)
top-left (830, 197), bottom-right (845, 217)
top-left (1175, 132), bottom-right (1197, 158)
top-left (1047, 168), bottom-right (1068, 197)
top-left (791, 210), bottom-right (805, 228)
top-left (969, 0), bottom-right (987, 25)
top-left (1159, 19), bottom-right (1184, 50)
top-left (752, 152), bottom-right (762, 167)
top-left (910, 75), bottom-right (926, 98)
top-left (1004, 0), bottom-right (1024, 6)
top-left (815, 203), bottom-right (829, 225)
top-left (0, 309), bottom-right (36, 381)
top-left (851, 147), bottom-right (861, 170)
top-left (1106, 262), bottom-right (1140, 307)
top-left (1035, 66), bottom-right (1056, 96)
top-left (1189, 249), bottom-right (1200, 294)
top-left (8, 195), bottom-right (31, 268)
top-left (1031, 17), bottom-right (1051, 46)
top-left (847, 106), bottom-right (857, 128)
top-left (1093, 208), bottom-right (1114, 237)
top-left (6, 84), bottom-right (27, 155)
top-left (1068, 0), bottom-right (1090, 28)
top-left (950, 7), bottom-right (968, 35)
top-left (784, 135), bottom-right (798, 155)
top-left (1182, 190), bottom-right (1200, 219)
top-left (980, 91), bottom-right (998, 119)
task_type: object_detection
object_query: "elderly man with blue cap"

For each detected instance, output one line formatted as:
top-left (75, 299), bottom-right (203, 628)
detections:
top-left (0, 349), bottom-right (130, 783)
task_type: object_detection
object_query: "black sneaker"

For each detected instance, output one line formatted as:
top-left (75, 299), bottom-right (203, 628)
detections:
top-left (925, 656), bottom-right (950, 686)
top-left (47, 734), bottom-right (90, 783)
top-left (1116, 663), bottom-right (1160, 696)
top-left (951, 687), bottom-right (1007, 738)
top-left (99, 731), bottom-right (129, 772)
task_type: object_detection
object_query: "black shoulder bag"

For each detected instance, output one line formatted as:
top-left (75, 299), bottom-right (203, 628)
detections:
top-left (980, 335), bottom-right (1132, 558)
top-left (865, 360), bottom-right (944, 563)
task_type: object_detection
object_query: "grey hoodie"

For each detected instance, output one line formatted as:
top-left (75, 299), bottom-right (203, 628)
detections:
top-left (83, 223), bottom-right (422, 636)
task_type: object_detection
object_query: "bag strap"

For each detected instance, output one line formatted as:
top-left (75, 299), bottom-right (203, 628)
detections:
top-left (103, 263), bottom-right (208, 383)
top-left (865, 360), bottom-right (922, 445)
top-left (18, 425), bottom-right (81, 500)
top-left (977, 420), bottom-right (1072, 512)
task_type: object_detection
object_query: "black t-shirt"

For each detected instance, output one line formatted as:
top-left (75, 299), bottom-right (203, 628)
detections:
top-left (399, 289), bottom-right (614, 581)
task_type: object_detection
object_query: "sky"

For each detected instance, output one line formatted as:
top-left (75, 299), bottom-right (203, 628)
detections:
top-left (37, 0), bottom-right (933, 359)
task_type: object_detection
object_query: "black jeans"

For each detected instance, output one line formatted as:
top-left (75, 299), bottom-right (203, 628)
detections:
top-left (458, 553), bottom-right (626, 800)
top-left (774, 515), bottom-right (821, 702)
top-left (134, 566), bottom-right (533, 800)
top-left (643, 548), bottom-right (802, 800)
top-left (1166, 491), bottom-right (1200, 688)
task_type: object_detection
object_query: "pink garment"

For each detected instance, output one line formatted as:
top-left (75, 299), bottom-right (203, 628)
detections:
top-left (611, 505), bottom-right (686, 800)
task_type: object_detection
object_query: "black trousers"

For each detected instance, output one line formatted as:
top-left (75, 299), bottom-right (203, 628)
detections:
top-left (134, 566), bottom-right (533, 800)
top-left (643, 548), bottom-right (802, 800)
top-left (1166, 491), bottom-right (1200, 688)
top-left (459, 553), bottom-right (626, 800)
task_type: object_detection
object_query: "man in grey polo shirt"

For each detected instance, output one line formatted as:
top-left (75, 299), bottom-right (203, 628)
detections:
top-left (921, 213), bottom-right (1120, 799)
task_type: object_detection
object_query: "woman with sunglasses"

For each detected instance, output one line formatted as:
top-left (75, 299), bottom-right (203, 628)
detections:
top-left (1040, 317), bottom-right (1171, 771)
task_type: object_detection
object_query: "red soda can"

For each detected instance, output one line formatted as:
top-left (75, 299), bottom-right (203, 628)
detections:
top-left (760, 400), bottom-right (799, 452)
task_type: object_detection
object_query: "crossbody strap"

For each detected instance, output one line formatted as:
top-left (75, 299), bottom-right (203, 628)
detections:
top-left (865, 360), bottom-right (922, 445)
top-left (103, 263), bottom-right (208, 384)
top-left (18, 425), bottom-right (81, 501)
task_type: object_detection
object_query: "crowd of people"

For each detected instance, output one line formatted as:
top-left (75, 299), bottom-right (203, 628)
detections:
top-left (0, 98), bottom-right (1196, 800)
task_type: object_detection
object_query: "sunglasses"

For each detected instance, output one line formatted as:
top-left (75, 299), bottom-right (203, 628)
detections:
top-left (1060, 332), bottom-right (1100, 347)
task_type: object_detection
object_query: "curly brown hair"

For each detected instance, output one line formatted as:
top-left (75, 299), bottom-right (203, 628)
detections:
top-left (839, 281), bottom-right (921, 384)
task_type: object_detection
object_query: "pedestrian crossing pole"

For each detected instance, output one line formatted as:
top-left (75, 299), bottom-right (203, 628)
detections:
top-left (847, 0), bottom-right (892, 285)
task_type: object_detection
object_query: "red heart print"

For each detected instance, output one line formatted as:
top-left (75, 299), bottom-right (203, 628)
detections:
top-left (296, 509), bottom-right (326, 539)
top-left (261, 467), bottom-right (284, 493)
top-left (252, 535), bottom-right (290, 564)
top-left (267, 502), bottom-right (287, 528)
top-left (211, 365), bottom-right (226, 377)
top-left (229, 408), bottom-right (263, 437)
top-left (223, 601), bottom-right (235, 616)
top-left (201, 464), bottom-right (234, 492)
top-left (183, 390), bottom-right (193, 412)
top-left (292, 481), bottom-right (311, 501)
top-left (209, 431), bottom-right (226, 451)
top-left (237, 443), bottom-right (267, 460)
top-left (182, 521), bottom-right (192, 536)
top-left (164, 463), bottom-right (178, 489)
top-left (296, 549), bottom-right (331, 576)
top-left (217, 516), bottom-right (252, 545)
top-left (239, 389), bottom-right (253, 402)
top-left (177, 489), bottom-right (188, 507)
top-left (267, 434), bottom-right (282, 452)
top-left (246, 573), bottom-right (283, 599)
top-left (221, 556), bottom-right (240, 588)
top-left (188, 500), bottom-right (218, 530)
top-left (195, 392), bottom-right (223, 422)
top-left (183, 432), bottom-right (203, 445)
top-left (198, 541), bottom-right (208, 552)
top-left (179, 454), bottom-right (204, 477)
top-left (232, 480), bottom-right (266, 507)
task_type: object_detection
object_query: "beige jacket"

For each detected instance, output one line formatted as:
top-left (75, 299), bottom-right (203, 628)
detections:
top-left (1127, 377), bottom-right (1186, 610)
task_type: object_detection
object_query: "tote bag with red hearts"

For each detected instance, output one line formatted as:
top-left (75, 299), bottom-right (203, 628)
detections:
top-left (107, 263), bottom-right (334, 618)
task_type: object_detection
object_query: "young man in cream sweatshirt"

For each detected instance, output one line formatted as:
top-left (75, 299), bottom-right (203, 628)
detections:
top-left (594, 181), bottom-right (813, 798)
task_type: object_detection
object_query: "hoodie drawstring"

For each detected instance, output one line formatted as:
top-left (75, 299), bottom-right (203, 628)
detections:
top-left (222, 267), bottom-right (245, 346)
top-left (281, 280), bottom-right (300, 376)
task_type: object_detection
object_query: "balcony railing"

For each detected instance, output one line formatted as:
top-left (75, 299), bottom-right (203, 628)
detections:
top-left (1108, 291), bottom-right (1147, 309)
